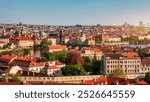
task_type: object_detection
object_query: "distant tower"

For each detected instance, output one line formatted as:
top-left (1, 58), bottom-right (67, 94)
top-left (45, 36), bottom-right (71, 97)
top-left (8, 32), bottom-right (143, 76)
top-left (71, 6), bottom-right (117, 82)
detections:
top-left (139, 21), bottom-right (144, 26)
top-left (20, 27), bottom-right (27, 36)
top-left (59, 30), bottom-right (64, 44)
top-left (101, 33), bottom-right (105, 45)
top-left (147, 23), bottom-right (150, 27)
top-left (3, 28), bottom-right (6, 35)
top-left (123, 22), bottom-right (129, 28)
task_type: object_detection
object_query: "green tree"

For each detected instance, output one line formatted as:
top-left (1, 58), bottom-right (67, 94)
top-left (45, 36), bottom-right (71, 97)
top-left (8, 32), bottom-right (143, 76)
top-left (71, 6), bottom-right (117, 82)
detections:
top-left (61, 62), bottom-right (85, 76)
top-left (83, 59), bottom-right (104, 75)
top-left (39, 38), bottom-right (52, 49)
top-left (84, 62), bottom-right (93, 74)
top-left (48, 52), bottom-right (56, 61)
top-left (75, 39), bottom-right (82, 45)
top-left (92, 54), bottom-right (97, 62)
top-left (41, 52), bottom-right (56, 61)
top-left (10, 76), bottom-right (21, 82)
top-left (92, 60), bottom-right (103, 75)
top-left (0, 51), bottom-right (13, 56)
top-left (0, 77), bottom-right (6, 82)
top-left (82, 56), bottom-right (91, 64)
top-left (95, 38), bottom-right (101, 45)
top-left (144, 72), bottom-right (150, 84)
top-left (3, 44), bottom-right (10, 49)
top-left (39, 69), bottom-right (46, 75)
top-left (23, 48), bottom-right (30, 55)
top-left (111, 68), bottom-right (126, 78)
top-left (54, 50), bottom-right (68, 63)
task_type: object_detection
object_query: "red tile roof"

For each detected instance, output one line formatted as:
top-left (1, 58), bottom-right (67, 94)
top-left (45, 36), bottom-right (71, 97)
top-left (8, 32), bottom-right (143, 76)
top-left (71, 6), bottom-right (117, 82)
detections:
top-left (136, 80), bottom-right (148, 85)
top-left (141, 58), bottom-right (150, 65)
top-left (82, 77), bottom-right (147, 85)
top-left (82, 47), bottom-right (101, 52)
top-left (121, 52), bottom-right (139, 59)
top-left (44, 65), bottom-right (59, 69)
top-left (0, 55), bottom-right (16, 60)
top-left (0, 41), bottom-right (5, 44)
top-left (10, 36), bottom-right (32, 41)
top-left (48, 45), bottom-right (67, 50)
top-left (55, 60), bottom-right (63, 65)
top-left (17, 55), bottom-right (38, 61)
top-left (9, 60), bottom-right (44, 67)
top-left (0, 82), bottom-right (22, 85)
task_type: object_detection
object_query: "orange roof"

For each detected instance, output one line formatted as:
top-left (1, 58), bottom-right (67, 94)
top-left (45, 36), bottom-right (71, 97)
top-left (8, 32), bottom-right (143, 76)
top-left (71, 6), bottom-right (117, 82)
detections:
top-left (82, 77), bottom-right (147, 85)
top-left (83, 47), bottom-right (101, 52)
top-left (55, 60), bottom-right (63, 65)
top-left (10, 36), bottom-right (32, 41)
top-left (141, 58), bottom-right (150, 65)
top-left (121, 52), bottom-right (139, 59)
top-left (44, 65), bottom-right (59, 69)
top-left (0, 82), bottom-right (22, 85)
top-left (136, 81), bottom-right (148, 85)
top-left (9, 59), bottom-right (44, 67)
top-left (0, 55), bottom-right (16, 60)
top-left (0, 41), bottom-right (5, 44)
top-left (48, 45), bottom-right (67, 50)
top-left (17, 55), bottom-right (38, 61)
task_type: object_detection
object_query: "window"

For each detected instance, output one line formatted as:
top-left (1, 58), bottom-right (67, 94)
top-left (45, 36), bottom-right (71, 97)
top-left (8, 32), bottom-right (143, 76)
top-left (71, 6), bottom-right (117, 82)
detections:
top-left (120, 61), bottom-right (123, 63)
top-left (107, 70), bottom-right (109, 73)
top-left (107, 61), bottom-right (110, 64)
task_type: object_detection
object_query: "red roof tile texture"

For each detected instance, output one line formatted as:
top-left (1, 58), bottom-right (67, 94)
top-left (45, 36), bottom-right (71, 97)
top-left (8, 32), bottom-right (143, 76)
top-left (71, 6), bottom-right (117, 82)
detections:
top-left (48, 45), bottom-right (67, 50)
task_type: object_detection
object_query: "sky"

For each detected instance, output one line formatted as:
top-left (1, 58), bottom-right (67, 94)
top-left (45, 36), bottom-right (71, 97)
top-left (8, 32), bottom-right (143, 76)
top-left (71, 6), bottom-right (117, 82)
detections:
top-left (0, 0), bottom-right (150, 25)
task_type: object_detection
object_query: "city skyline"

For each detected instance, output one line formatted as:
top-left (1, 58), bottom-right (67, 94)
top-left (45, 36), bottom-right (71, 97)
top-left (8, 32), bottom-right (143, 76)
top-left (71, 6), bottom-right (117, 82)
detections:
top-left (0, 0), bottom-right (150, 25)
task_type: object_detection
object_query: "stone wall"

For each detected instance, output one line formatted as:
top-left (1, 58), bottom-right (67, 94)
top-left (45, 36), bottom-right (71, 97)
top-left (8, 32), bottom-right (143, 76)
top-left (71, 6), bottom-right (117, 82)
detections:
top-left (18, 75), bottom-right (104, 83)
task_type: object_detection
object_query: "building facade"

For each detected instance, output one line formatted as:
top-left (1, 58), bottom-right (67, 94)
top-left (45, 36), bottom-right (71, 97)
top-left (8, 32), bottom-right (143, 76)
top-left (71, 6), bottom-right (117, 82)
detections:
top-left (103, 52), bottom-right (141, 74)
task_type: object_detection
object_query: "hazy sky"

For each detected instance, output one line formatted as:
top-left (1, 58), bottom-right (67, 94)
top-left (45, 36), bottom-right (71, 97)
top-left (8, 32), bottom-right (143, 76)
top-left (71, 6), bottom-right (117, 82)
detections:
top-left (0, 0), bottom-right (150, 25)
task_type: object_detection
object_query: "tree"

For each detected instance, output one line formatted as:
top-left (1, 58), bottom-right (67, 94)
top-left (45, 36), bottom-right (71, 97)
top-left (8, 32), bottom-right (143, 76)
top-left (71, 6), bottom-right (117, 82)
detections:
top-left (95, 38), bottom-right (101, 45)
top-left (23, 48), bottom-right (30, 55)
top-left (82, 56), bottom-right (91, 64)
top-left (0, 51), bottom-right (13, 56)
top-left (65, 50), bottom-right (84, 65)
top-left (83, 58), bottom-right (104, 75)
top-left (92, 54), bottom-right (97, 62)
top-left (83, 62), bottom-right (93, 74)
top-left (41, 52), bottom-right (56, 61)
top-left (61, 61), bottom-right (85, 76)
top-left (0, 77), bottom-right (6, 82)
top-left (61, 65), bottom-right (85, 76)
top-left (39, 38), bottom-right (52, 49)
top-left (54, 50), bottom-right (68, 63)
top-left (10, 76), bottom-right (21, 82)
top-left (111, 68), bottom-right (126, 78)
top-left (144, 72), bottom-right (150, 84)
top-left (41, 50), bottom-right (68, 62)
top-left (48, 52), bottom-right (56, 61)
top-left (39, 69), bottom-right (46, 75)
top-left (74, 39), bottom-right (82, 45)
top-left (92, 60), bottom-right (103, 75)
top-left (3, 44), bottom-right (10, 49)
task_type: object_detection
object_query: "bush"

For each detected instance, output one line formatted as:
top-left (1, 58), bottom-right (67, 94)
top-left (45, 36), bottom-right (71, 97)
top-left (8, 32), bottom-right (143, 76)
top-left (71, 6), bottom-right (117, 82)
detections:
top-left (10, 76), bottom-right (21, 82)
top-left (0, 77), bottom-right (6, 82)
